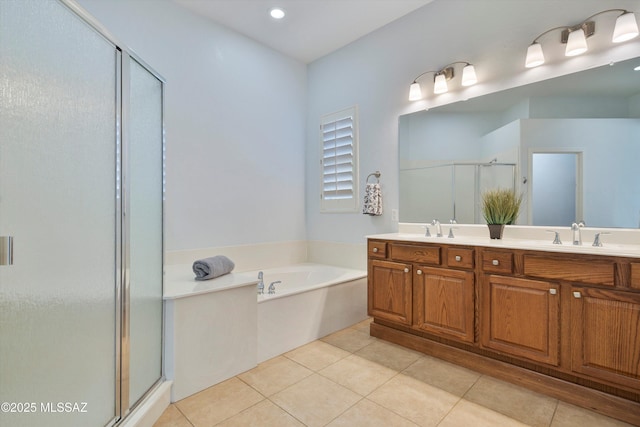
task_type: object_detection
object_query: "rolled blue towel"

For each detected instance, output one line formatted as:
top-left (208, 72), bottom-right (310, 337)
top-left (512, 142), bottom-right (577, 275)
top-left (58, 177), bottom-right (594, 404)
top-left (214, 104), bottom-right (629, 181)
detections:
top-left (192, 255), bottom-right (235, 281)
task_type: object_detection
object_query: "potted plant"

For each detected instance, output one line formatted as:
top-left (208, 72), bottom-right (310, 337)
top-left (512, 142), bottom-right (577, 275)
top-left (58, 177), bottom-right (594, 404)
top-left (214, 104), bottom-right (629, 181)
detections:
top-left (481, 188), bottom-right (522, 239)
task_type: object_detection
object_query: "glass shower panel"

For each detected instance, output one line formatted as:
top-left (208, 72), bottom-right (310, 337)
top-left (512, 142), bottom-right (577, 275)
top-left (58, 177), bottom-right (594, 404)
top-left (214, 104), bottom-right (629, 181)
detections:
top-left (453, 165), bottom-right (476, 223)
top-left (0, 1), bottom-right (116, 426)
top-left (400, 166), bottom-right (453, 223)
top-left (127, 58), bottom-right (164, 408)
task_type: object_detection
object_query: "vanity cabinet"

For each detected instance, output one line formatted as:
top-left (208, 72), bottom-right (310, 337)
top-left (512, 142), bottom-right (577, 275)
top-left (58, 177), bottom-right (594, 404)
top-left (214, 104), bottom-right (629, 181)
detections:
top-left (480, 274), bottom-right (560, 365)
top-left (367, 237), bottom-right (640, 425)
top-left (368, 240), bottom-right (475, 344)
top-left (368, 259), bottom-right (412, 325)
top-left (570, 286), bottom-right (640, 390)
top-left (414, 266), bottom-right (475, 343)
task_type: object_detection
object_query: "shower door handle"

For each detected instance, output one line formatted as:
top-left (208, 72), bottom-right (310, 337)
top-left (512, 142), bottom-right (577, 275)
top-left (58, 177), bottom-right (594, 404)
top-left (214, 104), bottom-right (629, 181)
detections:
top-left (0, 236), bottom-right (14, 265)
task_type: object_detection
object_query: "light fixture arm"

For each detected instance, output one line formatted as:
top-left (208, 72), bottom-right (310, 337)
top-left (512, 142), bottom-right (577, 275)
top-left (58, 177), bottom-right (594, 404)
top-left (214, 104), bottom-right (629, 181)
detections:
top-left (530, 26), bottom-right (570, 44)
top-left (411, 61), bottom-right (472, 83)
top-left (583, 8), bottom-right (630, 23)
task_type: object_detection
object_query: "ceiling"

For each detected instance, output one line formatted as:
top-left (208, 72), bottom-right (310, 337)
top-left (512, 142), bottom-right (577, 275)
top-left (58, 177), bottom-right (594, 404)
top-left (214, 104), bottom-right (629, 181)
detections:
top-left (172, 0), bottom-right (433, 63)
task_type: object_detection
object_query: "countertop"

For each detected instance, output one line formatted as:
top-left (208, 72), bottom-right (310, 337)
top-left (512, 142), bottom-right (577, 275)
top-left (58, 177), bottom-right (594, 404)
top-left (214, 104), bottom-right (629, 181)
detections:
top-left (367, 231), bottom-right (640, 258)
top-left (163, 263), bottom-right (258, 300)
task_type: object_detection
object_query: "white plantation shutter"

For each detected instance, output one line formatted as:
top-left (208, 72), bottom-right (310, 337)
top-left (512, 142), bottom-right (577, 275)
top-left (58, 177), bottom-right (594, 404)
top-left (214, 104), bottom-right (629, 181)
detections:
top-left (320, 106), bottom-right (359, 212)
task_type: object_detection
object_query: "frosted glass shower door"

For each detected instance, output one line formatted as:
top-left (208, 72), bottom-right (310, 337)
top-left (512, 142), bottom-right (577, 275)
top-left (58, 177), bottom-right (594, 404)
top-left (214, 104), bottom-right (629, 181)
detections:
top-left (0, 1), bottom-right (117, 426)
top-left (126, 58), bottom-right (164, 408)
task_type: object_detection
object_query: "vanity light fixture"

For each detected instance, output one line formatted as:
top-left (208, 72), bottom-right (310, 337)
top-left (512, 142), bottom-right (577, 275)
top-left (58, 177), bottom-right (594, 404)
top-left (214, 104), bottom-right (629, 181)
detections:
top-left (525, 9), bottom-right (639, 68)
top-left (408, 62), bottom-right (477, 101)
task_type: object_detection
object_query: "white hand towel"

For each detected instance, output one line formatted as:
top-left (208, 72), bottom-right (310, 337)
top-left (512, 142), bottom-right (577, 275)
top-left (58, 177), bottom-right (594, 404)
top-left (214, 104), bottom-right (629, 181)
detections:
top-left (363, 183), bottom-right (382, 216)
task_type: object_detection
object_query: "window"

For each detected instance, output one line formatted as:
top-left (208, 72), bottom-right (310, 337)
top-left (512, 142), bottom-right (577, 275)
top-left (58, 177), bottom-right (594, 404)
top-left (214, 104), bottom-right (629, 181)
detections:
top-left (320, 106), bottom-right (359, 212)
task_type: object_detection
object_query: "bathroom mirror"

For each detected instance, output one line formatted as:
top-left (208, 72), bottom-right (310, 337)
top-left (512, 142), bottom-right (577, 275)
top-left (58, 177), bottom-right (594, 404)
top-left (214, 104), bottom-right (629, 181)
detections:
top-left (399, 57), bottom-right (640, 228)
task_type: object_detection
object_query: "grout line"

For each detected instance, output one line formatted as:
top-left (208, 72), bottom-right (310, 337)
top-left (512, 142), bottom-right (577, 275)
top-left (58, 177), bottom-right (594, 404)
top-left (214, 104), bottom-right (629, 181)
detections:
top-left (173, 403), bottom-right (196, 427)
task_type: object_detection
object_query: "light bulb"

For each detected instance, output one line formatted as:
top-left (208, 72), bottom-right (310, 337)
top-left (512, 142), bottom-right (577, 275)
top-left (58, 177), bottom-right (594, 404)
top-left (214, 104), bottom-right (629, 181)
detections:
top-left (408, 82), bottom-right (422, 101)
top-left (565, 28), bottom-right (588, 56)
top-left (433, 73), bottom-right (448, 94)
top-left (461, 64), bottom-right (477, 86)
top-left (525, 42), bottom-right (545, 68)
top-left (613, 12), bottom-right (639, 43)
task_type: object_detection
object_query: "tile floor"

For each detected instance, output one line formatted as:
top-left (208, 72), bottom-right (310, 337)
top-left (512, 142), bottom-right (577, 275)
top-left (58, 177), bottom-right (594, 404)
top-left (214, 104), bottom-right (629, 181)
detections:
top-left (154, 319), bottom-right (634, 427)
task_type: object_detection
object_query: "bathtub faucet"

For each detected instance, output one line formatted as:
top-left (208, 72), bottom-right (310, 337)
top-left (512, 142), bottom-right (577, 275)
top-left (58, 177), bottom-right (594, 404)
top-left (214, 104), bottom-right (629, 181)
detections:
top-left (257, 271), bottom-right (264, 294)
top-left (268, 281), bottom-right (281, 295)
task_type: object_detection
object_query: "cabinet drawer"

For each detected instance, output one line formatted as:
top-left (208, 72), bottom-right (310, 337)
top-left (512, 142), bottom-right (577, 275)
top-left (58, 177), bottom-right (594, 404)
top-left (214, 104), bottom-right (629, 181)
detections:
top-left (524, 255), bottom-right (614, 287)
top-left (446, 248), bottom-right (474, 269)
top-left (481, 250), bottom-right (513, 274)
top-left (390, 244), bottom-right (440, 265)
top-left (368, 241), bottom-right (387, 259)
top-left (631, 263), bottom-right (640, 290)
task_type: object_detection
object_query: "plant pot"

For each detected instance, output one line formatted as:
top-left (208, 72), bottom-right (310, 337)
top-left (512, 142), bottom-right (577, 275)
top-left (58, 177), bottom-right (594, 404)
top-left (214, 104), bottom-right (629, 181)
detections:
top-left (487, 224), bottom-right (505, 239)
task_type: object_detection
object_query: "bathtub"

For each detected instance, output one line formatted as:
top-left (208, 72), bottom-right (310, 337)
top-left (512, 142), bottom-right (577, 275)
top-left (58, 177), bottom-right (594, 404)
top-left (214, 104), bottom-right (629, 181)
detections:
top-left (253, 263), bottom-right (368, 362)
top-left (163, 262), bottom-right (367, 400)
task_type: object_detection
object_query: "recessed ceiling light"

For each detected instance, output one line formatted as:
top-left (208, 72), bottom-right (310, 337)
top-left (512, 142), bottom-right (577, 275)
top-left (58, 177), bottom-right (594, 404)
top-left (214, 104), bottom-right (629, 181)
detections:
top-left (634, 65), bottom-right (640, 71)
top-left (270, 8), bottom-right (285, 20)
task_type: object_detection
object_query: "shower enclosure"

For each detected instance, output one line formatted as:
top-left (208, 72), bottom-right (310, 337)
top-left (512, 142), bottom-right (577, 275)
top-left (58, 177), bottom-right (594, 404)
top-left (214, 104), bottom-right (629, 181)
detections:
top-left (0, 1), bottom-right (164, 426)
top-left (400, 162), bottom-right (516, 224)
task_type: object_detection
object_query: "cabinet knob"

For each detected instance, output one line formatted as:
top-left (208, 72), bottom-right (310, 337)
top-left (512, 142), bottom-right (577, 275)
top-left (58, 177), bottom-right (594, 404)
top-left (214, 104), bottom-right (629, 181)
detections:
top-left (573, 291), bottom-right (582, 299)
top-left (549, 288), bottom-right (557, 295)
top-left (455, 255), bottom-right (462, 262)
top-left (404, 267), bottom-right (410, 273)
top-left (492, 259), bottom-right (499, 266)
top-left (373, 247), bottom-right (379, 253)
top-left (416, 269), bottom-right (423, 275)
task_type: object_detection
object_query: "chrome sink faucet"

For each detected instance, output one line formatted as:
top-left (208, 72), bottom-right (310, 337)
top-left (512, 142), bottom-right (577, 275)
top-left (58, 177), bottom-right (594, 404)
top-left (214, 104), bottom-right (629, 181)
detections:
top-left (571, 222), bottom-right (584, 245)
top-left (432, 219), bottom-right (443, 237)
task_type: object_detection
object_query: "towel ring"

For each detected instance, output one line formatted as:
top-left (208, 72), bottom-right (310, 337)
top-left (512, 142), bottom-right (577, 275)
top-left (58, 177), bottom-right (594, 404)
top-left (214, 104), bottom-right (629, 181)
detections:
top-left (366, 171), bottom-right (381, 183)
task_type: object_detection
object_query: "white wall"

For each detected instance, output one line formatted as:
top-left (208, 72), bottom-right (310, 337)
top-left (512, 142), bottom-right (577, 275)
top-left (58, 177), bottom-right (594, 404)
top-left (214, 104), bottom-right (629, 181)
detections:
top-left (75, 0), bottom-right (640, 250)
top-left (76, 0), bottom-right (307, 251)
top-left (306, 0), bottom-right (640, 244)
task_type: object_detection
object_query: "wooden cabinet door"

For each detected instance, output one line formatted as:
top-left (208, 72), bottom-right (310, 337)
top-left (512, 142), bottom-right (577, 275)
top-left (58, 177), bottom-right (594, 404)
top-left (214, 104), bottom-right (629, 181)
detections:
top-left (413, 266), bottom-right (475, 343)
top-left (571, 287), bottom-right (640, 390)
top-left (368, 259), bottom-right (412, 325)
top-left (481, 275), bottom-right (560, 366)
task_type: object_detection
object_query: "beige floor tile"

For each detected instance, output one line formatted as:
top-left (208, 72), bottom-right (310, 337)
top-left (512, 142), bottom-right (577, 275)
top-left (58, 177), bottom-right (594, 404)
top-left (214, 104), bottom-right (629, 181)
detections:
top-left (349, 317), bottom-right (373, 333)
top-left (238, 355), bottom-right (313, 396)
top-left (326, 398), bottom-right (419, 427)
top-left (175, 377), bottom-right (264, 427)
top-left (550, 401), bottom-right (635, 427)
top-left (319, 353), bottom-right (398, 396)
top-left (402, 355), bottom-right (481, 396)
top-left (216, 399), bottom-right (304, 427)
top-left (355, 339), bottom-right (422, 371)
top-left (284, 340), bottom-right (350, 371)
top-left (367, 373), bottom-right (460, 426)
top-left (321, 327), bottom-right (376, 353)
top-left (270, 373), bottom-right (361, 427)
top-left (464, 375), bottom-right (557, 427)
top-left (152, 404), bottom-right (192, 427)
top-left (439, 399), bottom-right (531, 427)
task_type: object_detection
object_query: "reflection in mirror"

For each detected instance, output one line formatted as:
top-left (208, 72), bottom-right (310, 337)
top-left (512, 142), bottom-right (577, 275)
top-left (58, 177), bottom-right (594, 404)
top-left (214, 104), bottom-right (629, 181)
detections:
top-left (399, 57), bottom-right (640, 228)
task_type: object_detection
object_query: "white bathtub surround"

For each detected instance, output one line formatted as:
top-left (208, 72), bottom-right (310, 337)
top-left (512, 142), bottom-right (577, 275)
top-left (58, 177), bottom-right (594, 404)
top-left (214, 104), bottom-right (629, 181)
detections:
top-left (254, 263), bottom-right (367, 362)
top-left (165, 240), bottom-right (307, 270)
top-left (163, 263), bottom-right (368, 399)
top-left (163, 265), bottom-right (259, 401)
top-left (307, 240), bottom-right (367, 270)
